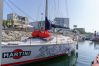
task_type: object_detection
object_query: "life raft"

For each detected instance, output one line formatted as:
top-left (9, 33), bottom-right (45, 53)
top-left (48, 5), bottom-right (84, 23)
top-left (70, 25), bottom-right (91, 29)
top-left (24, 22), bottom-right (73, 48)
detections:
top-left (31, 30), bottom-right (40, 37)
top-left (32, 30), bottom-right (50, 38)
top-left (39, 30), bottom-right (50, 38)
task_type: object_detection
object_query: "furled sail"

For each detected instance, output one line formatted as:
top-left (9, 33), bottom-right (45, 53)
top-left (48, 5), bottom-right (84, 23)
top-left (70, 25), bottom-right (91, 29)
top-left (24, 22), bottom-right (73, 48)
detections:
top-left (45, 17), bottom-right (51, 30)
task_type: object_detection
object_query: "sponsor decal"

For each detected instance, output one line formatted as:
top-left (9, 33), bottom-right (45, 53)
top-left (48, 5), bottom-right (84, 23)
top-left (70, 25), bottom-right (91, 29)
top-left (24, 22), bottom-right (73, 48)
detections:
top-left (2, 49), bottom-right (31, 59)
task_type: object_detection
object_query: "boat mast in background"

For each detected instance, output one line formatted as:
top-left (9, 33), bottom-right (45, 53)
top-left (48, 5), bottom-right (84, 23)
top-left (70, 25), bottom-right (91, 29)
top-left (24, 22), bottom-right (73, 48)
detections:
top-left (0, 0), bottom-right (3, 65)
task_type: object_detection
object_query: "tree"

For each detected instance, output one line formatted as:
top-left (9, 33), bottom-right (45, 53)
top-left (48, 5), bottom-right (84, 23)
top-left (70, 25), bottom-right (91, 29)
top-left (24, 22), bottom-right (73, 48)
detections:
top-left (5, 20), bottom-right (14, 28)
top-left (2, 20), bottom-right (7, 29)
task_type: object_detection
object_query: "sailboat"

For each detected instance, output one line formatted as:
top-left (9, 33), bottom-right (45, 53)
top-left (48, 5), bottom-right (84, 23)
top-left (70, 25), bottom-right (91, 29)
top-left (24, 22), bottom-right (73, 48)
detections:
top-left (1, 0), bottom-right (76, 66)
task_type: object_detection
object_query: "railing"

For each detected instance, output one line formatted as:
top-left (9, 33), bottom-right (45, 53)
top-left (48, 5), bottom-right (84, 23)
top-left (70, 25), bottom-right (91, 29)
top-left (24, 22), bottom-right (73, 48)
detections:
top-left (2, 36), bottom-right (75, 46)
top-left (27, 37), bottom-right (74, 45)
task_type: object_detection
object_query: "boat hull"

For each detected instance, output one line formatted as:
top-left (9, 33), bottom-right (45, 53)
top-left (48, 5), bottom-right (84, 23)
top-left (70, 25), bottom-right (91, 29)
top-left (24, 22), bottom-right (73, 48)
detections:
top-left (91, 35), bottom-right (99, 42)
top-left (2, 53), bottom-right (66, 66)
top-left (1, 43), bottom-right (75, 66)
top-left (91, 38), bottom-right (99, 42)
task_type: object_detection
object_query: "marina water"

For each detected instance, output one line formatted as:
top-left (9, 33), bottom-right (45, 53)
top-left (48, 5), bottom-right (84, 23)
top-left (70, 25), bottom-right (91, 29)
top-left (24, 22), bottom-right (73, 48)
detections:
top-left (21, 41), bottom-right (99, 66)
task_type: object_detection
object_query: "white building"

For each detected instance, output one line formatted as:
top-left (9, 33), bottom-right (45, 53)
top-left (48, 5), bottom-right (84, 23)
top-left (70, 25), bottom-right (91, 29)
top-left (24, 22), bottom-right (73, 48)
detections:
top-left (7, 13), bottom-right (28, 25)
top-left (54, 18), bottom-right (69, 28)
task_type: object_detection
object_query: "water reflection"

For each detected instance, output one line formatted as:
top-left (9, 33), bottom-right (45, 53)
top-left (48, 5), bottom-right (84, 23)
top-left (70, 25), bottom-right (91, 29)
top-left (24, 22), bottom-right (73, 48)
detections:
top-left (21, 52), bottom-right (77, 66)
top-left (76, 41), bottom-right (99, 66)
top-left (93, 42), bottom-right (99, 50)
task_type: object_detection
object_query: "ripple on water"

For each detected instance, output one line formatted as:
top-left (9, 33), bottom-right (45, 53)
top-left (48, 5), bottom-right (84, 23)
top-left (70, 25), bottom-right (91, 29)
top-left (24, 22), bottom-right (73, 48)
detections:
top-left (76, 41), bottom-right (99, 66)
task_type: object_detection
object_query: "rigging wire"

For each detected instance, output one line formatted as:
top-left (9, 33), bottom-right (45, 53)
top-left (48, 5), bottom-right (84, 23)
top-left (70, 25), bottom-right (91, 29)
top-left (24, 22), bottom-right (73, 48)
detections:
top-left (49, 0), bottom-right (55, 20)
top-left (8, 0), bottom-right (34, 21)
top-left (4, 0), bottom-right (16, 13)
top-left (59, 0), bottom-right (63, 17)
top-left (57, 0), bottom-right (61, 17)
top-left (48, 0), bottom-right (51, 20)
top-left (36, 0), bottom-right (43, 21)
top-left (53, 0), bottom-right (56, 19)
top-left (57, 0), bottom-right (59, 17)
top-left (65, 0), bottom-right (69, 18)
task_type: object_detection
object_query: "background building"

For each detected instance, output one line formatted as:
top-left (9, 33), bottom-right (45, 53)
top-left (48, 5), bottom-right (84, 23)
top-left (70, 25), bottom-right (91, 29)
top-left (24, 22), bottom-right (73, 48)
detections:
top-left (29, 21), bottom-right (45, 30)
top-left (54, 18), bottom-right (69, 28)
top-left (7, 13), bottom-right (28, 28)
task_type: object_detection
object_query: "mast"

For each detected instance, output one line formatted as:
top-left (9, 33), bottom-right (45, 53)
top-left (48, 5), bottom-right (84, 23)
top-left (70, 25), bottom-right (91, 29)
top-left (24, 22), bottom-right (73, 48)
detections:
top-left (0, 0), bottom-right (3, 65)
top-left (45, 0), bottom-right (48, 18)
top-left (45, 0), bottom-right (51, 30)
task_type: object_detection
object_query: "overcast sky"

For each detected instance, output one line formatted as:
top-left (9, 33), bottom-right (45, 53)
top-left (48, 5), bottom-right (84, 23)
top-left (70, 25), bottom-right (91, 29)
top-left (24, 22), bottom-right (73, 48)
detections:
top-left (3, 0), bottom-right (99, 32)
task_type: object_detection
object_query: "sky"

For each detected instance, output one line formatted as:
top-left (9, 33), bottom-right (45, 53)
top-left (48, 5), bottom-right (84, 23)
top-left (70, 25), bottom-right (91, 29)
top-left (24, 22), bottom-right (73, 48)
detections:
top-left (3, 0), bottom-right (99, 32)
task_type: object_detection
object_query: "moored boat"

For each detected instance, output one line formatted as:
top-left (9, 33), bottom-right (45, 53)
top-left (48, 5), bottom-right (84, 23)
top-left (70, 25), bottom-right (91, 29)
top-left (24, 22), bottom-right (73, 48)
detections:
top-left (2, 35), bottom-right (76, 66)
top-left (91, 31), bottom-right (99, 42)
top-left (1, 0), bottom-right (77, 66)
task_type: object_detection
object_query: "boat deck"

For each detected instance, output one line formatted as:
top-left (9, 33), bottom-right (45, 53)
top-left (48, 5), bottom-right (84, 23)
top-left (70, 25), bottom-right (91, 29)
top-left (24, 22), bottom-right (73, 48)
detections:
top-left (2, 35), bottom-right (74, 46)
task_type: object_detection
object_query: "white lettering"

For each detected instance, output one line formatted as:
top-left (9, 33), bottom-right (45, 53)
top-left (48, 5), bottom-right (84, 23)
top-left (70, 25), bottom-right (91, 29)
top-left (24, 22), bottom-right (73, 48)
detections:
top-left (2, 51), bottom-right (31, 58)
top-left (2, 53), bottom-right (9, 58)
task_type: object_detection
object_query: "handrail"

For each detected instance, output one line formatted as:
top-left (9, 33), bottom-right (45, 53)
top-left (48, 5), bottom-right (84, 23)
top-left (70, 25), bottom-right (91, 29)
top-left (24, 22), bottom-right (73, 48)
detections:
top-left (2, 36), bottom-right (74, 46)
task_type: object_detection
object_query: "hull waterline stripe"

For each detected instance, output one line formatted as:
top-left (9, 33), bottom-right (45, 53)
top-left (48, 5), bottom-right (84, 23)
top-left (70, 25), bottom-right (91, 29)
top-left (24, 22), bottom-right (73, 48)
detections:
top-left (1, 53), bottom-right (66, 66)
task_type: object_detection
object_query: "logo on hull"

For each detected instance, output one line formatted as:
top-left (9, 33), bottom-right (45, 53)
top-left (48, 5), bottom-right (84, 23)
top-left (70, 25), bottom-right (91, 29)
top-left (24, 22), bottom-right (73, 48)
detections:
top-left (2, 49), bottom-right (31, 59)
